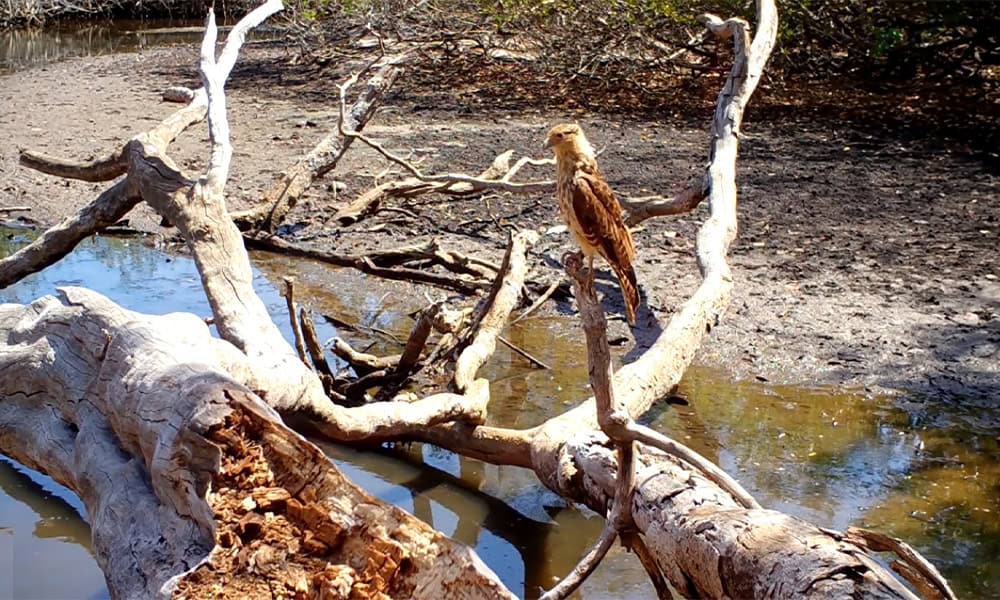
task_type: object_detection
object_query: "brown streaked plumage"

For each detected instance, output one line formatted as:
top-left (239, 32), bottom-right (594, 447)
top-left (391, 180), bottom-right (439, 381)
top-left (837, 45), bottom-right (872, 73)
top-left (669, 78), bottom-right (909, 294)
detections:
top-left (545, 123), bottom-right (639, 325)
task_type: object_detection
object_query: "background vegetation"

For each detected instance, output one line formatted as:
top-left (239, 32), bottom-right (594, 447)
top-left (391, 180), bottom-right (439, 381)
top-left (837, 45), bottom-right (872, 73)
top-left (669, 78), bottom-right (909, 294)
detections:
top-left (4, 0), bottom-right (995, 92)
top-left (282, 0), bottom-right (998, 87)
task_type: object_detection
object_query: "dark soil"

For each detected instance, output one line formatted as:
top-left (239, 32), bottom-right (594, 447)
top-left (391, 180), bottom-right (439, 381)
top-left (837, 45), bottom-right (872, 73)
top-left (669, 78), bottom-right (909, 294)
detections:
top-left (1, 41), bottom-right (997, 409)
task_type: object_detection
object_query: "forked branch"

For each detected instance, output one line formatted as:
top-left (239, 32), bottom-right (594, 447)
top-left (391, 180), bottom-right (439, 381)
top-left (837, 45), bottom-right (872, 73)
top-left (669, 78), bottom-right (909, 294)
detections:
top-left (336, 73), bottom-right (555, 194)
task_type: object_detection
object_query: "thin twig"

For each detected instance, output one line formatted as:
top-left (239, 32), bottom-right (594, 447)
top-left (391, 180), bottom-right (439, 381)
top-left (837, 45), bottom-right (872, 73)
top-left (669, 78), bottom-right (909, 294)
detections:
top-left (512, 277), bottom-right (564, 323)
top-left (244, 233), bottom-right (490, 295)
top-left (282, 277), bottom-right (309, 366)
top-left (497, 335), bottom-right (551, 370)
top-left (376, 205), bottom-right (437, 225)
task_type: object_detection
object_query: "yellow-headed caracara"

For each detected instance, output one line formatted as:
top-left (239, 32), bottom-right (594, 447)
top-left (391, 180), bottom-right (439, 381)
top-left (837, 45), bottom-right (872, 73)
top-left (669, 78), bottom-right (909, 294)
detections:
top-left (545, 123), bottom-right (639, 325)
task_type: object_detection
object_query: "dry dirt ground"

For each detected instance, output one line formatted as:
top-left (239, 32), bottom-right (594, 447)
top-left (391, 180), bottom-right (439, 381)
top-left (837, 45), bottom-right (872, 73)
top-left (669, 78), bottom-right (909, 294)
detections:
top-left (1, 41), bottom-right (998, 412)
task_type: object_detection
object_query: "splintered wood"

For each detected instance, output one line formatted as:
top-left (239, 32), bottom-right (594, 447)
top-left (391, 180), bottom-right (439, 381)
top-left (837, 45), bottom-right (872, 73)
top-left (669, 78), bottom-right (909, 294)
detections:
top-left (174, 411), bottom-right (413, 600)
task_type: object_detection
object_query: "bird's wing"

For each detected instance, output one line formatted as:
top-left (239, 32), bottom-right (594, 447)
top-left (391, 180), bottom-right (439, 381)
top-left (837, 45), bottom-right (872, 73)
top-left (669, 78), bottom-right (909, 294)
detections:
top-left (572, 167), bottom-right (636, 263)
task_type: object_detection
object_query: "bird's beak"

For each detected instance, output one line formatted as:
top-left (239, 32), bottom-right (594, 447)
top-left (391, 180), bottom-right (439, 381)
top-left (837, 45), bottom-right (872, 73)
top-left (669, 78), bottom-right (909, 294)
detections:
top-left (543, 137), bottom-right (554, 151)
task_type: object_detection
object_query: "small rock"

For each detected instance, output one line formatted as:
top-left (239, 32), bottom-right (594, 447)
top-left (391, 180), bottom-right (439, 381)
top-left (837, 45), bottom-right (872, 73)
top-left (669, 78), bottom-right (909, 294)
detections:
top-left (162, 86), bottom-right (194, 103)
top-left (952, 312), bottom-right (980, 326)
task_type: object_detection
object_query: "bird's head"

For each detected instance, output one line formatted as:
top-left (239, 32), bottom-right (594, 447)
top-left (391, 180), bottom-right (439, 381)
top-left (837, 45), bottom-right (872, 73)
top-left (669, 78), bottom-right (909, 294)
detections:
top-left (544, 123), bottom-right (594, 159)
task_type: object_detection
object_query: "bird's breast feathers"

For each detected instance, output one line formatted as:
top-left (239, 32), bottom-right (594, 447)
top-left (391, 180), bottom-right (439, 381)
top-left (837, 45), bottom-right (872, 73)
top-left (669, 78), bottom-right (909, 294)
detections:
top-left (556, 175), bottom-right (601, 255)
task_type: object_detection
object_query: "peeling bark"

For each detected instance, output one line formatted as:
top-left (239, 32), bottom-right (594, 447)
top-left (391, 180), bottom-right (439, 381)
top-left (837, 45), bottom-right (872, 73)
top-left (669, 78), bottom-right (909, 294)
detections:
top-left (0, 288), bottom-right (513, 599)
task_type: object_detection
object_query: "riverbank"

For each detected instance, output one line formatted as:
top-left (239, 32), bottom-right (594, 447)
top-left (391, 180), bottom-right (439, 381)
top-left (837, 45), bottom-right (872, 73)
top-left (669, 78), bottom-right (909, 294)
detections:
top-left (1, 41), bottom-right (998, 411)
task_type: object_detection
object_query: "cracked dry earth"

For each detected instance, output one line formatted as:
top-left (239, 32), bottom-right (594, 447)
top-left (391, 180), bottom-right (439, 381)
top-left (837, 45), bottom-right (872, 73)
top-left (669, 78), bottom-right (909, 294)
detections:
top-left (1, 42), bottom-right (998, 415)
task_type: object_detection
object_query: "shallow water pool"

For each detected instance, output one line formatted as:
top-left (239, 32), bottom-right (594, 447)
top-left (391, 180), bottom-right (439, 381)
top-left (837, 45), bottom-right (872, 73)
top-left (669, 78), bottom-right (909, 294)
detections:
top-left (0, 229), bottom-right (997, 598)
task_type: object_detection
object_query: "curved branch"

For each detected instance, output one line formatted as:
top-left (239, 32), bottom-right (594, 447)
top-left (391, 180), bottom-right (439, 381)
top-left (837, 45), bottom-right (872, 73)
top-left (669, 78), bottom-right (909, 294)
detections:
top-left (18, 148), bottom-right (127, 181)
top-left (622, 178), bottom-right (708, 226)
top-left (454, 230), bottom-right (537, 392)
top-left (0, 179), bottom-right (138, 289)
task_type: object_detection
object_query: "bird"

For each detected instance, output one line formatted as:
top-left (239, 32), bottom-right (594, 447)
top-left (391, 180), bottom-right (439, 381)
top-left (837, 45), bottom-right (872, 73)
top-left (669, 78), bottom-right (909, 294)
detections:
top-left (545, 123), bottom-right (639, 325)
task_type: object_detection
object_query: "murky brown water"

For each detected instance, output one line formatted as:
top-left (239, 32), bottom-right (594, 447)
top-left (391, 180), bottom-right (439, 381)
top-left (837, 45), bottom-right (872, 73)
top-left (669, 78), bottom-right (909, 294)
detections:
top-left (1, 230), bottom-right (997, 598)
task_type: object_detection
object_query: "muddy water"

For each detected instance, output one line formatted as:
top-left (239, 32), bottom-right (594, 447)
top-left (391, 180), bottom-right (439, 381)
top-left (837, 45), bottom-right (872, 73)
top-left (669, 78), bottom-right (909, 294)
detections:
top-left (1, 230), bottom-right (997, 598)
top-left (0, 17), bottom-right (272, 74)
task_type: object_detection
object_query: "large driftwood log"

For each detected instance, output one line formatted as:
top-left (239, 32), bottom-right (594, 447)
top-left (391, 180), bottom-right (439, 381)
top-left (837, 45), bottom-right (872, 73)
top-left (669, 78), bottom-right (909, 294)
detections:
top-left (0, 288), bottom-right (513, 599)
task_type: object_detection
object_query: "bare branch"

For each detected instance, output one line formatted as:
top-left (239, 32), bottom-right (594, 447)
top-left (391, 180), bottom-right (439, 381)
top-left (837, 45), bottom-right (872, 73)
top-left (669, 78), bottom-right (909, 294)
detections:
top-left (396, 303), bottom-right (438, 373)
top-left (497, 335), bottom-right (551, 370)
top-left (234, 61), bottom-right (402, 232)
top-left (282, 277), bottom-right (309, 365)
top-left (454, 230), bottom-right (537, 392)
top-left (337, 75), bottom-right (554, 195)
top-left (243, 233), bottom-right (491, 294)
top-left (512, 276), bottom-right (564, 323)
top-left (19, 148), bottom-right (127, 182)
top-left (332, 338), bottom-right (400, 374)
top-left (845, 527), bottom-right (958, 600)
top-left (622, 178), bottom-right (708, 226)
top-left (299, 308), bottom-right (333, 378)
top-left (0, 179), bottom-right (138, 289)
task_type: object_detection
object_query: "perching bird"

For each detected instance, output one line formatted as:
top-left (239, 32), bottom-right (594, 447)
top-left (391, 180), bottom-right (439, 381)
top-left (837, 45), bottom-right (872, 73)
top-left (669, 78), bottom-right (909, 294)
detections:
top-left (545, 123), bottom-right (639, 325)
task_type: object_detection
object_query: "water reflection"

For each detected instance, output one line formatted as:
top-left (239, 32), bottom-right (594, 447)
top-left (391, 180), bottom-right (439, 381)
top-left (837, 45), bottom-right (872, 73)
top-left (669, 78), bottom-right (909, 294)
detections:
top-left (661, 367), bottom-right (1000, 598)
top-left (0, 13), bottom-right (286, 76)
top-left (0, 459), bottom-right (108, 599)
top-left (1, 229), bottom-right (998, 598)
top-left (0, 19), bottom-right (224, 74)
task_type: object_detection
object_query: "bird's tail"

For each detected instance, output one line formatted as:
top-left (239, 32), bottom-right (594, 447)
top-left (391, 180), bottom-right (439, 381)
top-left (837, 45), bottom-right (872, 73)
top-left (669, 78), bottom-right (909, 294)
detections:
top-left (613, 261), bottom-right (640, 326)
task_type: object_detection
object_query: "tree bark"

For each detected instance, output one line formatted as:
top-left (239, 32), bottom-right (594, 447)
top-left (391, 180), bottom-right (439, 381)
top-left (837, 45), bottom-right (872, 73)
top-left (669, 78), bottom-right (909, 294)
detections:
top-left (0, 288), bottom-right (513, 599)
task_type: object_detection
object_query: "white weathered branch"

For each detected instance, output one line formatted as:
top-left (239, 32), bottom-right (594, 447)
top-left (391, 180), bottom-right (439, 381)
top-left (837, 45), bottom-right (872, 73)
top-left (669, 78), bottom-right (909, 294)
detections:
top-left (454, 230), bottom-right (537, 392)
top-left (233, 61), bottom-right (402, 231)
top-left (337, 74), bottom-right (555, 194)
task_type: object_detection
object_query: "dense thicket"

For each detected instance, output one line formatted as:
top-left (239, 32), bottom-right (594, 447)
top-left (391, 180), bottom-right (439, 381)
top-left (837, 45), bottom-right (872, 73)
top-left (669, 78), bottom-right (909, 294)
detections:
top-left (5, 0), bottom-right (995, 91)
top-left (287, 0), bottom-right (997, 87)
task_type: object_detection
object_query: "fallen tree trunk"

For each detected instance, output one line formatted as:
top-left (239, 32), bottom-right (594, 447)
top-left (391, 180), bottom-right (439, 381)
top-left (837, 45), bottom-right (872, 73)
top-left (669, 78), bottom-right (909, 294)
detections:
top-left (0, 287), bottom-right (513, 599)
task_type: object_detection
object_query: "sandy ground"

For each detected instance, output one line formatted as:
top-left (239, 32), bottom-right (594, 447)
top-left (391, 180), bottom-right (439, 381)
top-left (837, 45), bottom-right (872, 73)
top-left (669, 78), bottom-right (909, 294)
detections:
top-left (1, 41), bottom-right (998, 409)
